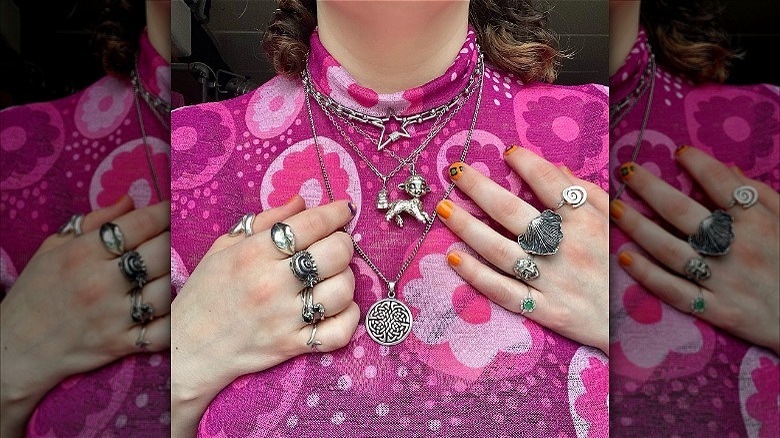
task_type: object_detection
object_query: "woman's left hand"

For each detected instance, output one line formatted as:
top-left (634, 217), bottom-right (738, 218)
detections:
top-left (437, 146), bottom-right (609, 355)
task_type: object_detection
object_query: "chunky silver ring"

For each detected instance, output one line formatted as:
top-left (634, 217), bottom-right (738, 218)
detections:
top-left (58, 214), bottom-right (85, 237)
top-left (684, 257), bottom-right (711, 282)
top-left (130, 288), bottom-right (155, 324)
top-left (100, 222), bottom-right (125, 256)
top-left (135, 326), bottom-right (150, 349)
top-left (119, 250), bottom-right (148, 288)
top-left (271, 222), bottom-right (296, 255)
top-left (306, 323), bottom-right (322, 352)
top-left (290, 251), bottom-right (320, 287)
top-left (518, 209), bottom-right (563, 256)
top-left (229, 213), bottom-right (256, 237)
top-left (513, 256), bottom-right (539, 281)
top-left (729, 185), bottom-right (758, 209)
top-left (691, 288), bottom-right (706, 314)
top-left (521, 290), bottom-right (536, 314)
top-left (688, 209), bottom-right (734, 256)
top-left (555, 185), bottom-right (588, 209)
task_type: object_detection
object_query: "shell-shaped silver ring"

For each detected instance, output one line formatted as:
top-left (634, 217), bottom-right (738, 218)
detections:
top-left (271, 222), bottom-right (296, 256)
top-left (99, 222), bottom-right (125, 256)
top-left (518, 209), bottom-right (563, 256)
top-left (58, 214), bottom-right (85, 237)
top-left (688, 209), bottom-right (734, 256)
top-left (290, 250), bottom-right (320, 287)
top-left (228, 213), bottom-right (256, 237)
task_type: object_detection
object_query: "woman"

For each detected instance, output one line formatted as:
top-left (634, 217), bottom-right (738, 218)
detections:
top-left (608, 1), bottom-right (779, 436)
top-left (171, 1), bottom-right (609, 436)
top-left (0, 1), bottom-right (171, 435)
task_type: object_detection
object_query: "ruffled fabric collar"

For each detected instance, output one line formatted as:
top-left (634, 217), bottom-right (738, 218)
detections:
top-left (306, 26), bottom-right (480, 117)
top-left (135, 28), bottom-right (171, 104)
top-left (609, 26), bottom-right (651, 105)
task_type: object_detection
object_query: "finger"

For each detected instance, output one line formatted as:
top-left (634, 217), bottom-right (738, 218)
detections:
top-left (279, 231), bottom-right (354, 287)
top-left (617, 250), bottom-right (716, 317)
top-left (297, 302), bottom-right (360, 354)
top-left (731, 166), bottom-right (780, 217)
top-left (618, 161), bottom-right (711, 234)
top-left (447, 161), bottom-right (539, 235)
top-left (206, 195), bottom-right (307, 256)
top-left (125, 314), bottom-right (171, 353)
top-left (109, 232), bottom-right (171, 289)
top-left (503, 146), bottom-right (579, 210)
top-left (436, 199), bottom-right (534, 282)
top-left (675, 145), bottom-right (749, 209)
top-left (609, 200), bottom-right (701, 277)
top-left (36, 195), bottom-right (135, 255)
top-left (95, 202), bottom-right (171, 258)
top-left (560, 166), bottom-right (609, 214)
top-left (309, 269), bottom-right (354, 318)
top-left (446, 250), bottom-right (546, 318)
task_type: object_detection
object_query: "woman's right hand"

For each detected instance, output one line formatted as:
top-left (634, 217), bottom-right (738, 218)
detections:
top-left (0, 197), bottom-right (171, 437)
top-left (171, 196), bottom-right (360, 436)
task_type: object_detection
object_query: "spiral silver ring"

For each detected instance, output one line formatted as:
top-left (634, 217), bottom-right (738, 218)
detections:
top-left (729, 185), bottom-right (758, 209)
top-left (684, 257), bottom-right (711, 282)
top-left (271, 222), bottom-right (296, 256)
top-left (99, 222), bottom-right (125, 256)
top-left (229, 213), bottom-right (256, 237)
top-left (290, 250), bottom-right (320, 287)
top-left (119, 250), bottom-right (148, 288)
top-left (58, 214), bottom-right (85, 237)
top-left (556, 185), bottom-right (588, 209)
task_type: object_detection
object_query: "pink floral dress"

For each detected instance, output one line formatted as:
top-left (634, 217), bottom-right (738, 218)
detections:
top-left (609, 28), bottom-right (780, 437)
top-left (172, 28), bottom-right (610, 437)
top-left (0, 31), bottom-right (171, 436)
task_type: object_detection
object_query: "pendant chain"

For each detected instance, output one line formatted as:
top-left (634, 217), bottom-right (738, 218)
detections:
top-left (131, 63), bottom-right (169, 203)
top-left (306, 61), bottom-right (485, 296)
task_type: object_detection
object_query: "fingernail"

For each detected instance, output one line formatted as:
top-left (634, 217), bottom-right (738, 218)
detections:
top-left (448, 162), bottom-right (465, 180)
top-left (674, 144), bottom-right (690, 158)
top-left (618, 251), bottom-right (633, 267)
top-left (447, 252), bottom-right (462, 267)
top-left (609, 200), bottom-right (624, 220)
top-left (619, 162), bottom-right (637, 181)
top-left (436, 199), bottom-right (454, 219)
top-left (286, 194), bottom-right (299, 204)
top-left (731, 166), bottom-right (744, 177)
top-left (560, 165), bottom-right (572, 175)
top-left (113, 194), bottom-right (129, 205)
top-left (503, 144), bottom-right (518, 156)
top-left (347, 201), bottom-right (357, 216)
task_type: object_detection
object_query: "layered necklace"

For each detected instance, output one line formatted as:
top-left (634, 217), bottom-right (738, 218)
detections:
top-left (303, 49), bottom-right (485, 346)
top-left (130, 60), bottom-right (171, 203)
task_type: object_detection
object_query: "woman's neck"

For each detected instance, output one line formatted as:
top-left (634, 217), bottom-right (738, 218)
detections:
top-left (609, 1), bottom-right (641, 76)
top-left (316, 0), bottom-right (469, 94)
top-left (146, 0), bottom-right (171, 62)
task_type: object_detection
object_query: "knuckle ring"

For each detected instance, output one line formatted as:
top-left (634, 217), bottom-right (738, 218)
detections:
top-left (688, 209), bottom-right (734, 256)
top-left (271, 222), bottom-right (296, 256)
top-left (513, 256), bottom-right (539, 281)
top-left (100, 222), bottom-right (126, 256)
top-left (58, 214), bottom-right (85, 237)
top-left (130, 287), bottom-right (155, 324)
top-left (290, 250), bottom-right (320, 287)
top-left (229, 213), bottom-right (256, 237)
top-left (684, 257), bottom-right (711, 282)
top-left (119, 250), bottom-right (149, 288)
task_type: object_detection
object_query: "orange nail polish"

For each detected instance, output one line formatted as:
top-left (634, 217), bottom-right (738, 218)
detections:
top-left (618, 252), bottom-right (633, 267)
top-left (448, 162), bottom-right (465, 180)
top-left (674, 144), bottom-right (690, 158)
top-left (285, 194), bottom-right (299, 204)
top-left (732, 166), bottom-right (744, 177)
top-left (436, 199), bottom-right (454, 219)
top-left (619, 162), bottom-right (637, 181)
top-left (560, 165), bottom-right (573, 175)
top-left (609, 200), bottom-right (624, 220)
top-left (113, 194), bottom-right (129, 205)
top-left (447, 252), bottom-right (462, 267)
top-left (503, 144), bottom-right (518, 156)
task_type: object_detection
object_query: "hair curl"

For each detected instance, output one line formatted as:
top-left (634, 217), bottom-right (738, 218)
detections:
top-left (640, 0), bottom-right (742, 84)
top-left (262, 0), bottom-right (562, 84)
top-left (92, 0), bottom-right (146, 77)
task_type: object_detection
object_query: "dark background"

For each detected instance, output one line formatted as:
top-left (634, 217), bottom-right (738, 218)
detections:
top-left (1, 0), bottom-right (778, 108)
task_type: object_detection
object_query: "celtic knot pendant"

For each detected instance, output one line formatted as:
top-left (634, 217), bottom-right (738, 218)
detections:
top-left (365, 298), bottom-right (413, 346)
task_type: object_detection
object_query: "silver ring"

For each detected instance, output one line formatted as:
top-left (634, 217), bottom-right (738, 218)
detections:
top-left (729, 185), bottom-right (758, 209)
top-left (521, 290), bottom-right (536, 314)
top-left (555, 185), bottom-right (588, 209)
top-left (271, 222), bottom-right (296, 255)
top-left (688, 209), bottom-right (734, 256)
top-left (58, 214), bottom-right (85, 237)
top-left (229, 213), bottom-right (256, 237)
top-left (119, 250), bottom-right (148, 288)
top-left (301, 286), bottom-right (326, 324)
top-left (684, 257), bottom-right (711, 282)
top-left (306, 323), bottom-right (322, 352)
top-left (290, 250), bottom-right (320, 287)
top-left (517, 209), bottom-right (563, 256)
top-left (513, 256), bottom-right (539, 281)
top-left (691, 288), bottom-right (706, 314)
top-left (99, 222), bottom-right (125, 256)
top-left (130, 288), bottom-right (155, 324)
top-left (135, 326), bottom-right (150, 350)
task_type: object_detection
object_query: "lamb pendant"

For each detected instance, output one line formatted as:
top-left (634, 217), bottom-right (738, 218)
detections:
top-left (381, 174), bottom-right (431, 227)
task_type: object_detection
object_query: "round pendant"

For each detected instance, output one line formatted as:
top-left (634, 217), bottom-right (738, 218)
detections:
top-left (365, 298), bottom-right (413, 346)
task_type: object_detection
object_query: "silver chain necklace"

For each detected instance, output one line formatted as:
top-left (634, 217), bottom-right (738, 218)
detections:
top-left (305, 62), bottom-right (484, 346)
top-left (130, 64), bottom-right (169, 202)
top-left (303, 48), bottom-right (482, 152)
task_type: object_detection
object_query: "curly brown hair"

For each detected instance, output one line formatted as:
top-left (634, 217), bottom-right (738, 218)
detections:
top-left (262, 0), bottom-right (562, 84)
top-left (92, 0), bottom-right (146, 77)
top-left (641, 0), bottom-right (742, 84)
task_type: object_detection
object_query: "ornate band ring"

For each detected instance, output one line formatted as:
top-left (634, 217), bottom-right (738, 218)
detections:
top-left (684, 257), bottom-right (711, 282)
top-left (229, 213), bottom-right (256, 238)
top-left (58, 214), bottom-right (85, 237)
top-left (290, 250), bottom-right (320, 287)
top-left (119, 250), bottom-right (148, 288)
